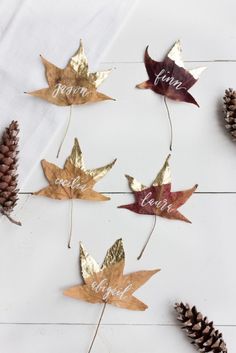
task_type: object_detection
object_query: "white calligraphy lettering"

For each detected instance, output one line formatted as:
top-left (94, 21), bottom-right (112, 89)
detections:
top-left (154, 69), bottom-right (186, 91)
top-left (141, 192), bottom-right (175, 213)
top-left (52, 83), bottom-right (89, 98)
top-left (91, 279), bottom-right (133, 301)
top-left (55, 177), bottom-right (89, 192)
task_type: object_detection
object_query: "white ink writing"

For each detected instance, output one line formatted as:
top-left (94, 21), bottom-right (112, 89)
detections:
top-left (154, 69), bottom-right (187, 90)
top-left (52, 83), bottom-right (89, 98)
top-left (91, 278), bottom-right (133, 301)
top-left (141, 192), bottom-right (175, 213)
top-left (55, 177), bottom-right (88, 192)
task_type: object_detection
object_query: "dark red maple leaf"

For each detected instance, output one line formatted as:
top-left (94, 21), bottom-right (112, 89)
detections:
top-left (118, 155), bottom-right (197, 223)
top-left (136, 40), bottom-right (206, 106)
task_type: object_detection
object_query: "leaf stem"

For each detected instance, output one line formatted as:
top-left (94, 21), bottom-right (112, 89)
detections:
top-left (57, 105), bottom-right (72, 158)
top-left (1, 210), bottom-right (22, 226)
top-left (67, 199), bottom-right (73, 249)
top-left (163, 96), bottom-right (173, 152)
top-left (137, 215), bottom-right (157, 260)
top-left (87, 302), bottom-right (107, 353)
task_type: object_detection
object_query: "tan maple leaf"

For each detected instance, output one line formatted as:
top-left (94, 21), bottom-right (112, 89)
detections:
top-left (64, 239), bottom-right (160, 311)
top-left (27, 39), bottom-right (114, 106)
top-left (34, 138), bottom-right (116, 201)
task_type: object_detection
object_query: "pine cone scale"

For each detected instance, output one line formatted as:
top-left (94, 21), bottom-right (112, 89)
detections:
top-left (223, 88), bottom-right (236, 140)
top-left (0, 121), bottom-right (21, 225)
top-left (175, 302), bottom-right (227, 353)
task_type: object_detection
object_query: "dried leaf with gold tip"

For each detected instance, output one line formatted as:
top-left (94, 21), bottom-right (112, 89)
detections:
top-left (137, 40), bottom-right (206, 106)
top-left (64, 238), bottom-right (159, 309)
top-left (136, 41), bottom-right (206, 151)
top-left (64, 239), bottom-right (160, 352)
top-left (118, 155), bottom-right (197, 259)
top-left (34, 138), bottom-right (116, 247)
top-left (26, 40), bottom-right (115, 158)
top-left (34, 138), bottom-right (116, 201)
top-left (27, 40), bottom-right (114, 106)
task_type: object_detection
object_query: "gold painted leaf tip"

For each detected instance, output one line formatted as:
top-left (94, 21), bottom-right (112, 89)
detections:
top-left (74, 137), bottom-right (80, 146)
top-left (111, 158), bottom-right (117, 165)
top-left (79, 242), bottom-right (88, 260)
top-left (125, 174), bottom-right (134, 184)
top-left (125, 174), bottom-right (131, 179)
top-left (113, 238), bottom-right (124, 248)
top-left (189, 66), bottom-right (207, 80)
top-left (152, 155), bottom-right (172, 186)
top-left (102, 238), bottom-right (125, 269)
top-left (168, 40), bottom-right (184, 68)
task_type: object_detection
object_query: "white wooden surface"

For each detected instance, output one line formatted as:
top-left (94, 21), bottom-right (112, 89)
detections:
top-left (1, 0), bottom-right (236, 352)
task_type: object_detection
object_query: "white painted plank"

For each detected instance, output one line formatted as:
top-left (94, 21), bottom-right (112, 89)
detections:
top-left (0, 193), bottom-right (235, 325)
top-left (0, 324), bottom-right (234, 353)
top-left (23, 62), bottom-right (236, 193)
top-left (104, 0), bottom-right (236, 62)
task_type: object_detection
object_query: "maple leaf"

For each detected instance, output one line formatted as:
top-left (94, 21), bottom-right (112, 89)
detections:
top-left (34, 138), bottom-right (116, 201)
top-left (64, 239), bottom-right (160, 311)
top-left (118, 155), bottom-right (197, 223)
top-left (27, 39), bottom-right (114, 106)
top-left (136, 40), bottom-right (206, 106)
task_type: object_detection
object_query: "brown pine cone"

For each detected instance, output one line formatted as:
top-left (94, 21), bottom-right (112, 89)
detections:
top-left (223, 88), bottom-right (236, 140)
top-left (0, 121), bottom-right (21, 226)
top-left (175, 302), bottom-right (227, 353)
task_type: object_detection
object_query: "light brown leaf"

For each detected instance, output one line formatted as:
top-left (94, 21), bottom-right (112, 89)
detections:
top-left (64, 239), bottom-right (160, 311)
top-left (27, 40), bottom-right (114, 106)
top-left (34, 138), bottom-right (116, 201)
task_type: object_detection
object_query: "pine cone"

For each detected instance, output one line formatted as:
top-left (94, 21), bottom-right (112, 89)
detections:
top-left (175, 302), bottom-right (227, 353)
top-left (0, 121), bottom-right (21, 226)
top-left (223, 88), bottom-right (236, 140)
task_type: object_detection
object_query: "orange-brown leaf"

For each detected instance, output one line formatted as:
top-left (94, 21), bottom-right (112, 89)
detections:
top-left (34, 138), bottom-right (116, 201)
top-left (64, 239), bottom-right (160, 311)
top-left (27, 40), bottom-right (114, 106)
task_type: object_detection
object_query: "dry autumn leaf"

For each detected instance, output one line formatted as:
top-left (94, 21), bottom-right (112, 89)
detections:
top-left (27, 39), bottom-right (114, 106)
top-left (119, 155), bottom-right (197, 223)
top-left (64, 238), bottom-right (160, 310)
top-left (34, 138), bottom-right (116, 247)
top-left (34, 138), bottom-right (116, 201)
top-left (118, 155), bottom-right (197, 259)
top-left (136, 40), bottom-right (206, 106)
top-left (64, 238), bottom-right (160, 352)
